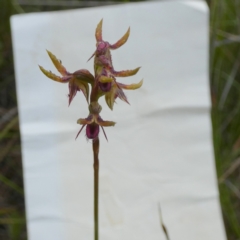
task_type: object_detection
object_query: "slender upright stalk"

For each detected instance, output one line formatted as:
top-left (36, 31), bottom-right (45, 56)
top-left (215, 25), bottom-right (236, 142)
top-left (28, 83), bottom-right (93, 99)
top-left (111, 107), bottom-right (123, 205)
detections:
top-left (40, 20), bottom-right (143, 240)
top-left (93, 137), bottom-right (99, 240)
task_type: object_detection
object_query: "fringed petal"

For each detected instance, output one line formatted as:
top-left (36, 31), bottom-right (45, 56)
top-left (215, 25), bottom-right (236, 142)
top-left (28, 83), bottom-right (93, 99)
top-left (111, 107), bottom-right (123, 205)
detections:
top-left (113, 67), bottom-right (140, 77)
top-left (46, 50), bottom-right (67, 76)
top-left (95, 19), bottom-right (103, 42)
top-left (39, 65), bottom-right (64, 82)
top-left (118, 79), bottom-right (143, 90)
top-left (110, 27), bottom-right (130, 49)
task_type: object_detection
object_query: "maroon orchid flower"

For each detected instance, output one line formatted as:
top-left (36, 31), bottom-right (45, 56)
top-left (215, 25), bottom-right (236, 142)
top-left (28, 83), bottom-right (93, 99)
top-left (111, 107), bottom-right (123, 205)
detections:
top-left (88, 19), bottom-right (143, 110)
top-left (39, 50), bottom-right (94, 105)
top-left (76, 102), bottom-right (115, 141)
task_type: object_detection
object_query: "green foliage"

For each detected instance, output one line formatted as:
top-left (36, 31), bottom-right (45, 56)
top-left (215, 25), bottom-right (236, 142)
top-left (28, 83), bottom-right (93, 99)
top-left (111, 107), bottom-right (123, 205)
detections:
top-left (1, 0), bottom-right (238, 239)
top-left (210, 0), bottom-right (240, 239)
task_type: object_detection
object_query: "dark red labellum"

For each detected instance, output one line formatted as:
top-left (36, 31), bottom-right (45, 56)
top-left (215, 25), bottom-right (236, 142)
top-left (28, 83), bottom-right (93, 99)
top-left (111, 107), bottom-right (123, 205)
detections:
top-left (86, 124), bottom-right (99, 139)
top-left (99, 82), bottom-right (112, 92)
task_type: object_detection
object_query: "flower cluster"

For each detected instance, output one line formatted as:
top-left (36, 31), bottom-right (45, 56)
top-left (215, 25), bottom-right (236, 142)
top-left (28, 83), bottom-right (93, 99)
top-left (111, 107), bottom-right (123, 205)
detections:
top-left (39, 19), bottom-right (143, 140)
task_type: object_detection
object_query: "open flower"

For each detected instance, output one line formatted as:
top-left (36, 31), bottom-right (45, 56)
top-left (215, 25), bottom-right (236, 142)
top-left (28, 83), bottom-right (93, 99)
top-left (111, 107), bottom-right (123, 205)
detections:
top-left (97, 72), bottom-right (143, 110)
top-left (103, 77), bottom-right (143, 110)
top-left (39, 20), bottom-right (143, 141)
top-left (89, 19), bottom-right (140, 78)
top-left (39, 50), bottom-right (94, 105)
top-left (88, 19), bottom-right (130, 65)
top-left (87, 19), bottom-right (143, 109)
top-left (97, 67), bottom-right (141, 92)
top-left (76, 102), bottom-right (115, 140)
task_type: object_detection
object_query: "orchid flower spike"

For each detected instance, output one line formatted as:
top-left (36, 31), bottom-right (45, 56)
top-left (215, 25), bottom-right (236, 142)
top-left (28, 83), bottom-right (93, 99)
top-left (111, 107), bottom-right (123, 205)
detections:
top-left (89, 19), bottom-right (143, 110)
top-left (39, 50), bottom-right (94, 105)
top-left (39, 19), bottom-right (143, 140)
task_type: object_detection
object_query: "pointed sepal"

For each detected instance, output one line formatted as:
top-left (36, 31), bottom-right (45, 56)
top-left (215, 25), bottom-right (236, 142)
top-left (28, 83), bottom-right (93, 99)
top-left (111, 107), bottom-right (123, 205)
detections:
top-left (68, 82), bottom-right (78, 106)
top-left (39, 65), bottom-right (63, 82)
top-left (116, 87), bottom-right (129, 104)
top-left (95, 19), bottom-right (103, 42)
top-left (75, 124), bottom-right (86, 140)
top-left (46, 50), bottom-right (67, 76)
top-left (74, 78), bottom-right (90, 103)
top-left (87, 51), bottom-right (96, 62)
top-left (110, 27), bottom-right (130, 49)
top-left (113, 67), bottom-right (140, 77)
top-left (105, 86), bottom-right (116, 110)
top-left (118, 79), bottom-right (143, 90)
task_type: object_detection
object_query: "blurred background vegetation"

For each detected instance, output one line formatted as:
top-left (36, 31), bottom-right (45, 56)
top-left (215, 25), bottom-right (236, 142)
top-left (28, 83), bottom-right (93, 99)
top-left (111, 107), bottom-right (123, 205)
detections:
top-left (1, 1), bottom-right (144, 239)
top-left (210, 0), bottom-right (240, 239)
top-left (0, 0), bottom-right (239, 239)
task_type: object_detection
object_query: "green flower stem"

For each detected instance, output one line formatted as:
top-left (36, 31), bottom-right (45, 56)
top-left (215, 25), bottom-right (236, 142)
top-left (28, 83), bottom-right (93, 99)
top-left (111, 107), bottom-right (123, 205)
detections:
top-left (90, 83), bottom-right (99, 103)
top-left (93, 137), bottom-right (99, 240)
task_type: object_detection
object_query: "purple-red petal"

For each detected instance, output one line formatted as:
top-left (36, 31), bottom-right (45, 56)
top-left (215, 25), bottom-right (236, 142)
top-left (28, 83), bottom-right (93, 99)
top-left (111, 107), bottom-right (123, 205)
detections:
top-left (99, 82), bottom-right (112, 92)
top-left (86, 124), bottom-right (99, 139)
top-left (68, 82), bottom-right (79, 106)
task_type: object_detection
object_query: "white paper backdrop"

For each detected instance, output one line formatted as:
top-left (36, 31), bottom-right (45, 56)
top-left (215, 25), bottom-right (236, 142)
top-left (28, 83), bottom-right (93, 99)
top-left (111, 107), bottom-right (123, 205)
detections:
top-left (11, 1), bottom-right (226, 240)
